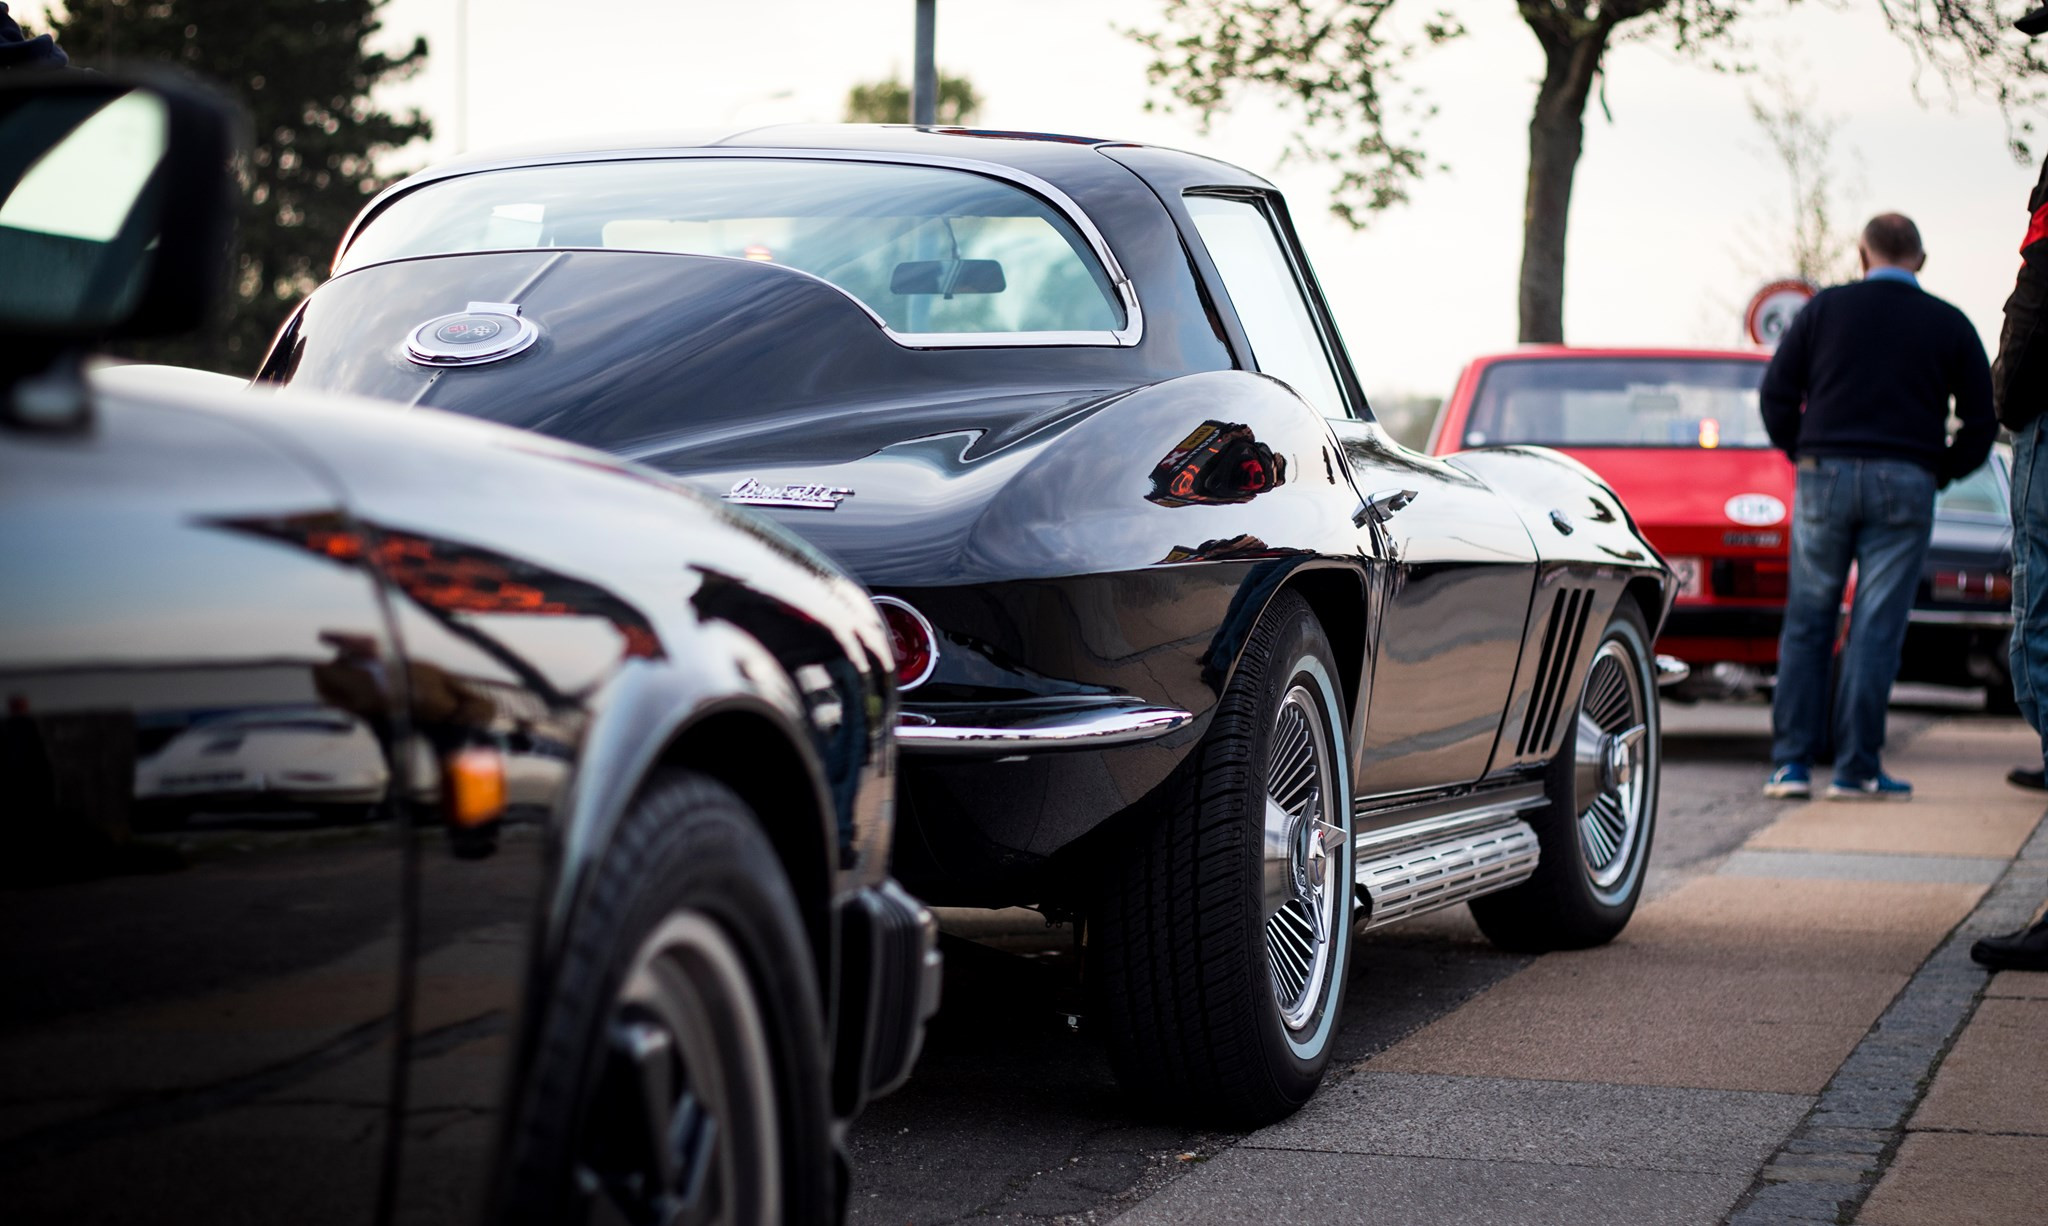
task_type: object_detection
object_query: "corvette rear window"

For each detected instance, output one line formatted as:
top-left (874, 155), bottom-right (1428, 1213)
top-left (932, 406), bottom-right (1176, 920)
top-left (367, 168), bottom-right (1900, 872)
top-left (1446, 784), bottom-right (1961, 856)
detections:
top-left (1462, 358), bottom-right (1770, 449)
top-left (337, 158), bottom-right (1126, 337)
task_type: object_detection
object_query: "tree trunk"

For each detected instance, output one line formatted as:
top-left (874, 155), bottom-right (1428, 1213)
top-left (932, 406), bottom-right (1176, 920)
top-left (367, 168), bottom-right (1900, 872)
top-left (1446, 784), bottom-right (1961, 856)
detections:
top-left (1517, 23), bottom-right (1611, 344)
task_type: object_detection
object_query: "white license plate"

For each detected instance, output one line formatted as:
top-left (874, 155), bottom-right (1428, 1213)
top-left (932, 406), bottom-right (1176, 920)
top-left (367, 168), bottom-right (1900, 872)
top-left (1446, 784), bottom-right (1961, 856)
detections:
top-left (1670, 556), bottom-right (1705, 600)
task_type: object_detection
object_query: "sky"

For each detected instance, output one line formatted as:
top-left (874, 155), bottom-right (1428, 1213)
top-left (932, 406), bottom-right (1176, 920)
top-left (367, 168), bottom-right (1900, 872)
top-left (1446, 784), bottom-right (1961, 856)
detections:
top-left (30, 1), bottom-right (2047, 396)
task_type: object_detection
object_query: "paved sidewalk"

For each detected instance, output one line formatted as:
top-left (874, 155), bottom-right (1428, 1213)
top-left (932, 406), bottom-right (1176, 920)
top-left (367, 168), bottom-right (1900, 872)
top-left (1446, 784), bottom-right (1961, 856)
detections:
top-left (1113, 718), bottom-right (2047, 1226)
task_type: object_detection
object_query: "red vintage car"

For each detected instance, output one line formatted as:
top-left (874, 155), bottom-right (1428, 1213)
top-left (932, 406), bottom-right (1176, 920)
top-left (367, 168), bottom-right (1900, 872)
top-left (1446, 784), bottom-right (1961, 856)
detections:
top-left (1428, 347), bottom-right (1790, 680)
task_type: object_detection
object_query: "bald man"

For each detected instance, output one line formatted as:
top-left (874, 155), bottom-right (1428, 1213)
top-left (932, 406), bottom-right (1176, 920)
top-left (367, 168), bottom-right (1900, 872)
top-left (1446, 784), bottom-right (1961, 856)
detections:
top-left (1759, 213), bottom-right (1996, 803)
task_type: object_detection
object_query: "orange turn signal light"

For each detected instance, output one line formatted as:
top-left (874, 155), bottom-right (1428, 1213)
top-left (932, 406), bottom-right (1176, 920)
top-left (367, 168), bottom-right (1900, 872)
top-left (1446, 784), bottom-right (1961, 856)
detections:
top-left (445, 746), bottom-right (507, 828)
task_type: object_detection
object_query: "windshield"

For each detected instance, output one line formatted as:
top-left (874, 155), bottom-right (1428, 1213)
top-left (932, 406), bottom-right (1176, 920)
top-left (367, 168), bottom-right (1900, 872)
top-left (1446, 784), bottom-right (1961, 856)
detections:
top-left (1462, 357), bottom-right (1770, 449)
top-left (1937, 457), bottom-right (2007, 517)
top-left (337, 158), bottom-right (1127, 338)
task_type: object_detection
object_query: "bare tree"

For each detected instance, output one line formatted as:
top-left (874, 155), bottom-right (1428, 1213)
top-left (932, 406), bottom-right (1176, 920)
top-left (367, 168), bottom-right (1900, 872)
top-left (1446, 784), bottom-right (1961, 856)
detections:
top-left (1747, 75), bottom-right (1861, 287)
top-left (1129, 1), bottom-right (2047, 343)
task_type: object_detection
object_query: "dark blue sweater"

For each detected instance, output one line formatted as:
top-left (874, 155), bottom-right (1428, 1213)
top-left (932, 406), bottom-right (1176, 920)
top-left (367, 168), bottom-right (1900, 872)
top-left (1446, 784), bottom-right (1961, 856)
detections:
top-left (1759, 278), bottom-right (1995, 485)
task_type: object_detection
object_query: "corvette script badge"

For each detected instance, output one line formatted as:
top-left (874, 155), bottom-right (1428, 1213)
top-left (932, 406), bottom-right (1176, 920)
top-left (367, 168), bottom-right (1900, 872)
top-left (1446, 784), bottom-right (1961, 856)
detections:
top-left (726, 478), bottom-right (855, 511)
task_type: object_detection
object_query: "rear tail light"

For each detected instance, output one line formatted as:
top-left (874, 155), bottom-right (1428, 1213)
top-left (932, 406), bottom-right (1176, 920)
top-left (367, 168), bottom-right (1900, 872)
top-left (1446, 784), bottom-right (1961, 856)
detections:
top-left (873, 596), bottom-right (938, 690)
top-left (1933, 570), bottom-right (2012, 603)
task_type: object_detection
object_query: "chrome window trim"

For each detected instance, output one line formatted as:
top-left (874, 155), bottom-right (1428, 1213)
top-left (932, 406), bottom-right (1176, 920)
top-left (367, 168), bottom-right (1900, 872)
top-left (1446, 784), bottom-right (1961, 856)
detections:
top-left (335, 148), bottom-right (1144, 351)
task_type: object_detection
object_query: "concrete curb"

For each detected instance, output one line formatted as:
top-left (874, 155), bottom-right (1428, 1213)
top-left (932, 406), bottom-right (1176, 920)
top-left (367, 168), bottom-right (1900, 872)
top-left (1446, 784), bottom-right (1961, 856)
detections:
top-left (1722, 810), bottom-right (2048, 1224)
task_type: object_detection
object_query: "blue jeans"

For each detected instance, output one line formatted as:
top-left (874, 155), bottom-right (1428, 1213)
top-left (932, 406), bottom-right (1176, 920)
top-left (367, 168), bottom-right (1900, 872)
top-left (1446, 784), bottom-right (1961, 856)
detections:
top-left (1772, 457), bottom-right (1937, 781)
top-left (2010, 421), bottom-right (2048, 765)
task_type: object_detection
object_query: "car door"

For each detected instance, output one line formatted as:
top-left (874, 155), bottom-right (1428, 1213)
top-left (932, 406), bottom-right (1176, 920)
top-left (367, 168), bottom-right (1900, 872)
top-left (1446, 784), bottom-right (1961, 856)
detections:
top-left (1172, 188), bottom-right (1539, 801)
top-left (0, 391), bottom-right (409, 1226)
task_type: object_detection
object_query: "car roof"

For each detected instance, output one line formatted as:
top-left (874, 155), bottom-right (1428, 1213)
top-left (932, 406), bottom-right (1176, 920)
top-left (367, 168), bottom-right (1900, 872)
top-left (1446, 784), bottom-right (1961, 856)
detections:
top-left (343, 124), bottom-right (1274, 252)
top-left (410, 122), bottom-right (1222, 175)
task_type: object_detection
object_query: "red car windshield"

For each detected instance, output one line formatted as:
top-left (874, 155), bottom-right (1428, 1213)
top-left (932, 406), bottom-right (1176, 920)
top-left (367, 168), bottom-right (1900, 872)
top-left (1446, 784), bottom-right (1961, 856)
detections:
top-left (1461, 357), bottom-right (1770, 450)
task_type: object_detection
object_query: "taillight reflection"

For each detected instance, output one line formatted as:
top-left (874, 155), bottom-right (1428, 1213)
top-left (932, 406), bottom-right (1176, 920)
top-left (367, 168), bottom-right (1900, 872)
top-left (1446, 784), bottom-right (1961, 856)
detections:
top-left (873, 596), bottom-right (938, 690)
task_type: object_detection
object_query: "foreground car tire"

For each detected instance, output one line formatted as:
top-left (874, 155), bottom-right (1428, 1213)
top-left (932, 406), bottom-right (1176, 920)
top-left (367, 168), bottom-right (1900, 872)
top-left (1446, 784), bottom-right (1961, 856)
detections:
top-left (1472, 604), bottom-right (1660, 952)
top-left (498, 772), bottom-right (835, 1226)
top-left (1092, 591), bottom-right (1353, 1125)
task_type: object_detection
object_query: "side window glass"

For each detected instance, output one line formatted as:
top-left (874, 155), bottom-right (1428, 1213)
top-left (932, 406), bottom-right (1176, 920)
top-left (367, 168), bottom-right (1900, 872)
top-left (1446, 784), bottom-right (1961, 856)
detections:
top-left (1184, 193), bottom-right (1348, 418)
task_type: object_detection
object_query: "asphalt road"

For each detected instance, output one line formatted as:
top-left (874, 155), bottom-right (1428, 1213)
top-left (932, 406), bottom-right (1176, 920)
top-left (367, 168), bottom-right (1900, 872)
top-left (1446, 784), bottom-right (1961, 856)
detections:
top-left (842, 690), bottom-right (1990, 1225)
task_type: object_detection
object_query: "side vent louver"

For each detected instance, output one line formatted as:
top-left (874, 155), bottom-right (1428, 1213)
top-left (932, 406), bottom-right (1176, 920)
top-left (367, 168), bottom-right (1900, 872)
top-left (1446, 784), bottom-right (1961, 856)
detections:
top-left (1516, 588), bottom-right (1594, 758)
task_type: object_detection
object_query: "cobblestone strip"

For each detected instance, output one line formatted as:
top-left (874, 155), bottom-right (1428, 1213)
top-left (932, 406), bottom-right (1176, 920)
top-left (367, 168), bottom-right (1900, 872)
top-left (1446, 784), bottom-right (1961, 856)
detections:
top-left (1723, 812), bottom-right (2048, 1225)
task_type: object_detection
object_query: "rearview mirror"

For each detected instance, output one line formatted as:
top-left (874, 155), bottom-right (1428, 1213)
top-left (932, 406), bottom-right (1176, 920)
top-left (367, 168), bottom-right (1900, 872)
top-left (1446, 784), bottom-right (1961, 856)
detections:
top-left (0, 69), bottom-right (239, 344)
top-left (889, 258), bottom-right (1006, 296)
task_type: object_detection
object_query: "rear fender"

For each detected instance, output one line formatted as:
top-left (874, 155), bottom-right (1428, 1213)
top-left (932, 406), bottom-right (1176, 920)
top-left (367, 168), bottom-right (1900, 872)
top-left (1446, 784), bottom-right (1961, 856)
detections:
top-left (965, 370), bottom-right (1366, 581)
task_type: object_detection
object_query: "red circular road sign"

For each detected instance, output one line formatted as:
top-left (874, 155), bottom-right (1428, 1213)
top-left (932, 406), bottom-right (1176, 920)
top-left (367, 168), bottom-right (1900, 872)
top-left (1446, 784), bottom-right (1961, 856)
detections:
top-left (1745, 279), bottom-right (1816, 349)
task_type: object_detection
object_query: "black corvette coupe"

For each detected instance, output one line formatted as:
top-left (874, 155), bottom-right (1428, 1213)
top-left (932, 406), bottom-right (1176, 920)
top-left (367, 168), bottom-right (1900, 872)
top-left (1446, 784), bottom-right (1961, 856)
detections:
top-left (264, 124), bottom-right (1675, 1122)
top-left (0, 74), bottom-right (934, 1225)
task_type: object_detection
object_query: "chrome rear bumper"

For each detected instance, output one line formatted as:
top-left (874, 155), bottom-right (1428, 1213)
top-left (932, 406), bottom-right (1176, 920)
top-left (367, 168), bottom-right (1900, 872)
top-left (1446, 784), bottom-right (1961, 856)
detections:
top-left (896, 697), bottom-right (1195, 755)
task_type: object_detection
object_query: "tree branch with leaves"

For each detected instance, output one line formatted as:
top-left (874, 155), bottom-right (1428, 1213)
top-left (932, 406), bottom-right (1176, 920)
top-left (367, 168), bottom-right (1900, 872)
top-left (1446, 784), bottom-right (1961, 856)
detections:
top-left (1131, 0), bottom-right (2046, 343)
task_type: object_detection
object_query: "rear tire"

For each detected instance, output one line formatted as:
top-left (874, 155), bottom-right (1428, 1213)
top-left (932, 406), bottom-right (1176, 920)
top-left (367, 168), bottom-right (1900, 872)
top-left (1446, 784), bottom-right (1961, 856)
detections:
top-left (1472, 604), bottom-right (1659, 953)
top-left (1091, 591), bottom-right (1353, 1126)
top-left (497, 771), bottom-right (835, 1226)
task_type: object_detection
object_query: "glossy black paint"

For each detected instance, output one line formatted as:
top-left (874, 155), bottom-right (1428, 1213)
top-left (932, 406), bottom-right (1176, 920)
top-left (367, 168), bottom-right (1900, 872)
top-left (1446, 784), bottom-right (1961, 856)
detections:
top-left (0, 376), bottom-right (910, 1223)
top-left (1898, 451), bottom-right (2015, 698)
top-left (266, 126), bottom-right (1671, 908)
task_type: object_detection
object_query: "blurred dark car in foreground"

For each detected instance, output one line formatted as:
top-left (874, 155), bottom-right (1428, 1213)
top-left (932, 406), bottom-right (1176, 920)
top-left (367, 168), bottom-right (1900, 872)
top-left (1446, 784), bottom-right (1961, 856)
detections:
top-left (1428, 347), bottom-right (1789, 686)
top-left (0, 71), bottom-right (933, 1226)
top-left (263, 124), bottom-right (1674, 1123)
top-left (1897, 448), bottom-right (2016, 712)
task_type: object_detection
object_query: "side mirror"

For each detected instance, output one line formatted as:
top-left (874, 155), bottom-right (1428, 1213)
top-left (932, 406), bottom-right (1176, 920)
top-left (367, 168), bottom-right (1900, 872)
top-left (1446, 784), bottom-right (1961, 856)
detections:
top-left (0, 69), bottom-right (240, 351)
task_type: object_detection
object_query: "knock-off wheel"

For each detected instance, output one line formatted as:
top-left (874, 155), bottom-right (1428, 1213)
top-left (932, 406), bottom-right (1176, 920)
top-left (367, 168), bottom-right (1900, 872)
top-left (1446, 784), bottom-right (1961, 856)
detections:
top-left (1262, 684), bottom-right (1347, 1031)
top-left (1571, 639), bottom-right (1651, 905)
top-left (1093, 591), bottom-right (1354, 1126)
top-left (1472, 603), bottom-right (1660, 952)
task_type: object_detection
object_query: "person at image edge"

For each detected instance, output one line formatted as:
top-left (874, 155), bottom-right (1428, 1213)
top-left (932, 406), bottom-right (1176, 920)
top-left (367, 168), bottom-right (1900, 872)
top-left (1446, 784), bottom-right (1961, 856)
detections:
top-left (1970, 1), bottom-right (2048, 974)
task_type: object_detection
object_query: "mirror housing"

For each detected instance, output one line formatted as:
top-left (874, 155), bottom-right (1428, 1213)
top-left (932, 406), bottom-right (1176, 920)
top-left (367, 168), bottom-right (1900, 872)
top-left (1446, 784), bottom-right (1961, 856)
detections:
top-left (0, 68), bottom-right (241, 349)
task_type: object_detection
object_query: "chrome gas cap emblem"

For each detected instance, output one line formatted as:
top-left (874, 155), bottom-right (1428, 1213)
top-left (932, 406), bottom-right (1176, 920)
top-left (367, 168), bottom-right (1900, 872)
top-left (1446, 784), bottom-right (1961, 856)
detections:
top-left (405, 301), bottom-right (539, 367)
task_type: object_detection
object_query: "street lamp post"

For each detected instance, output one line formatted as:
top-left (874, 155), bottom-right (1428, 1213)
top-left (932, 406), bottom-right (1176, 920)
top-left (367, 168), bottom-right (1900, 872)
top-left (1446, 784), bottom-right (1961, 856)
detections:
top-left (912, 0), bottom-right (936, 126)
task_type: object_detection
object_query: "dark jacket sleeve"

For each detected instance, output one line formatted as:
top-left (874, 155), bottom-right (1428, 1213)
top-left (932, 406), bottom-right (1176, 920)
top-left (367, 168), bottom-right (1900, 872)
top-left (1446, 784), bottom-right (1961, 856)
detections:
top-left (1759, 299), bottom-right (1812, 459)
top-left (1994, 158), bottom-right (2048, 432)
top-left (1943, 319), bottom-right (1996, 484)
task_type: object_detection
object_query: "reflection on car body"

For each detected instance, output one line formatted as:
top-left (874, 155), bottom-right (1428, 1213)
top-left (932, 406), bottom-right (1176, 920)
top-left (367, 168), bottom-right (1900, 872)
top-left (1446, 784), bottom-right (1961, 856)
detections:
top-left (133, 703), bottom-right (389, 809)
top-left (269, 124), bottom-right (1675, 1125)
top-left (1, 73), bottom-right (935, 1226)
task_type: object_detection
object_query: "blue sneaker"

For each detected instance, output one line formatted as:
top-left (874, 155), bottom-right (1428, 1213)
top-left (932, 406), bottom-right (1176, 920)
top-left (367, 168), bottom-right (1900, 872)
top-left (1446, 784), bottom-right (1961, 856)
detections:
top-left (1826, 773), bottom-right (1913, 802)
top-left (1764, 763), bottom-right (1811, 799)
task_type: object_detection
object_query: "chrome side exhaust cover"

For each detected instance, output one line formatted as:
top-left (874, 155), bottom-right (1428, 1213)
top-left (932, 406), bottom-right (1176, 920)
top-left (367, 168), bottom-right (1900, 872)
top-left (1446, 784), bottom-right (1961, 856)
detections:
top-left (1353, 816), bottom-right (1542, 930)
